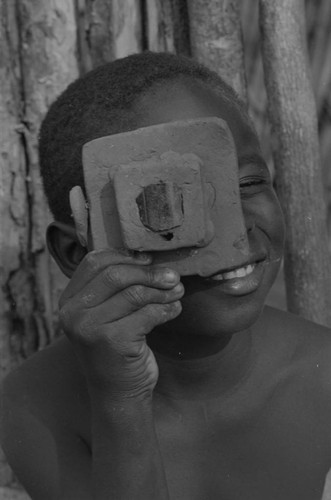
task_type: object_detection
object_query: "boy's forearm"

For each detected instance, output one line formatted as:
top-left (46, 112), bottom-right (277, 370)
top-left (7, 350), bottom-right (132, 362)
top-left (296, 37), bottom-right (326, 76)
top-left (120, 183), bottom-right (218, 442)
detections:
top-left (90, 394), bottom-right (169, 500)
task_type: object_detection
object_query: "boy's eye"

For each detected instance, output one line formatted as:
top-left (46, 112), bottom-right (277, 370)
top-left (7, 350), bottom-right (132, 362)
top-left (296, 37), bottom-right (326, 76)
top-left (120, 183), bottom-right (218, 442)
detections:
top-left (239, 176), bottom-right (268, 196)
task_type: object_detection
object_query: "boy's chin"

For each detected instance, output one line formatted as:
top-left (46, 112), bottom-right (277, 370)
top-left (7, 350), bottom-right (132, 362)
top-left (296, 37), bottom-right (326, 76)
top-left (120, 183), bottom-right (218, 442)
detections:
top-left (216, 304), bottom-right (264, 336)
top-left (172, 291), bottom-right (266, 339)
top-left (177, 261), bottom-right (279, 336)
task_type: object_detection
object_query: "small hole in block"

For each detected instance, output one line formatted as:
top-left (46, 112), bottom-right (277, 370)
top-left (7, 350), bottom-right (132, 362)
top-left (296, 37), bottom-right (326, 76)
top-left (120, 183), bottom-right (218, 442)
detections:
top-left (136, 182), bottom-right (183, 232)
top-left (161, 232), bottom-right (174, 241)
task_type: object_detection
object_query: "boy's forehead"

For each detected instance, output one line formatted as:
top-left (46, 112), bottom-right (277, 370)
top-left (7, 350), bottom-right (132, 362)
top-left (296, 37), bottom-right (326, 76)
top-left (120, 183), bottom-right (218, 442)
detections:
top-left (133, 79), bottom-right (259, 156)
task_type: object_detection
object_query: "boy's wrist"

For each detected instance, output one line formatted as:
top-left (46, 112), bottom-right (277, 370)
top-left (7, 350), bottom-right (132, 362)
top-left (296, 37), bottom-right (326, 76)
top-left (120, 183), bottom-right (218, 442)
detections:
top-left (89, 389), bottom-right (154, 420)
top-left (90, 392), bottom-right (169, 500)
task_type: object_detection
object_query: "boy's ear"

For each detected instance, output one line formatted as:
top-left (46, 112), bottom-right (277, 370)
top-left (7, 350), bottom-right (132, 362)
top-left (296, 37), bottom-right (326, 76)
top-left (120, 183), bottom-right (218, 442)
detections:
top-left (46, 222), bottom-right (87, 278)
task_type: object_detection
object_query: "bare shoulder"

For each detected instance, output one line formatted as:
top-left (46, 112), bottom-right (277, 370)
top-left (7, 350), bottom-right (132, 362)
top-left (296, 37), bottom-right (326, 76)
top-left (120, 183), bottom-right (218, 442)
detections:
top-left (1, 335), bottom-right (90, 436)
top-left (259, 306), bottom-right (331, 397)
top-left (0, 336), bottom-right (92, 499)
top-left (261, 305), bottom-right (331, 352)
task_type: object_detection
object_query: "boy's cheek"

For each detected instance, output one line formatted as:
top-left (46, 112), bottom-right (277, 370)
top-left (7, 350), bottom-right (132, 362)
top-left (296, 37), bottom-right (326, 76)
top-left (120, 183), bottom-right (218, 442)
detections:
top-left (261, 206), bottom-right (286, 262)
top-left (244, 190), bottom-right (286, 248)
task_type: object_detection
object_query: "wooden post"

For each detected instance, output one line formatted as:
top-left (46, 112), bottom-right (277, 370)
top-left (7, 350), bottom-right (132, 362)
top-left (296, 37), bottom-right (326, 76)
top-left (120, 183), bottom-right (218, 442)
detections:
top-left (0, 0), bottom-right (24, 486)
top-left (187, 0), bottom-right (246, 99)
top-left (17, 0), bottom-right (79, 351)
top-left (260, 0), bottom-right (331, 325)
top-left (76, 0), bottom-right (142, 73)
top-left (145, 0), bottom-right (176, 53)
top-left (144, 0), bottom-right (191, 56)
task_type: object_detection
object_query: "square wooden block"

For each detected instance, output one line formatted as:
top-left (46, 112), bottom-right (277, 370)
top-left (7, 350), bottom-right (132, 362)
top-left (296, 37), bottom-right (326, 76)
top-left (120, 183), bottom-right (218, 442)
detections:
top-left (82, 117), bottom-right (249, 275)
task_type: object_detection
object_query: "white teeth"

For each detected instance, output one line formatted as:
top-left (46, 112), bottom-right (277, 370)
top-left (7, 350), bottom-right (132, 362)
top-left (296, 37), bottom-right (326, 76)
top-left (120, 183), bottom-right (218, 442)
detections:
top-left (210, 263), bottom-right (255, 281)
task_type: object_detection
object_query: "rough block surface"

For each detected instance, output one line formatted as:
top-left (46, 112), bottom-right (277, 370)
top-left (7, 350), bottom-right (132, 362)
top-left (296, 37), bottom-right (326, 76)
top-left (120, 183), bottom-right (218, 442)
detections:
top-left (82, 117), bottom-right (249, 276)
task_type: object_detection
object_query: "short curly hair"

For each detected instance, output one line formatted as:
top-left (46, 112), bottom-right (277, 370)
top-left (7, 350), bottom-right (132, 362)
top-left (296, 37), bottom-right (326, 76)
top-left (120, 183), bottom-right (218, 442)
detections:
top-left (39, 51), bottom-right (248, 223)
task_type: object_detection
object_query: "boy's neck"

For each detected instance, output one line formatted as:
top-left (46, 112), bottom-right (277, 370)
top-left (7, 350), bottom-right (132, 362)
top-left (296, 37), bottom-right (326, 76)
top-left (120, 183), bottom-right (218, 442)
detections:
top-left (151, 329), bottom-right (254, 401)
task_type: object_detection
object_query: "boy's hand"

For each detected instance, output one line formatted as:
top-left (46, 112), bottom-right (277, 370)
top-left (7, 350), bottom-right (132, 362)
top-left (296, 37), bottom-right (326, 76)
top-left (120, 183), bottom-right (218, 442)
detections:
top-left (58, 249), bottom-right (183, 400)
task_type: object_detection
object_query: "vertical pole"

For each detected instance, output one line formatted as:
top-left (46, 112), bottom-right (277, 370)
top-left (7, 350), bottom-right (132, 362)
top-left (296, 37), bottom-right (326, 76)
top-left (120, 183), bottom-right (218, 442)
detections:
top-left (77, 0), bottom-right (142, 72)
top-left (187, 0), bottom-right (246, 99)
top-left (260, 0), bottom-right (331, 325)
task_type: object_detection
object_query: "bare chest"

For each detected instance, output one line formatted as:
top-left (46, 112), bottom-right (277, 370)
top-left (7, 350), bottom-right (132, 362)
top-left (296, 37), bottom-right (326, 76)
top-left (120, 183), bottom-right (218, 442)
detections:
top-left (71, 374), bottom-right (331, 500)
top-left (151, 396), bottom-right (331, 500)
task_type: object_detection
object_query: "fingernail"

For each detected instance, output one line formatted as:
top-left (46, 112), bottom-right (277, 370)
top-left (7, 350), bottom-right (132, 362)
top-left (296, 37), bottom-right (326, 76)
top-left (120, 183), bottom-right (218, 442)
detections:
top-left (162, 269), bottom-right (177, 283)
top-left (173, 283), bottom-right (183, 293)
top-left (135, 252), bottom-right (151, 261)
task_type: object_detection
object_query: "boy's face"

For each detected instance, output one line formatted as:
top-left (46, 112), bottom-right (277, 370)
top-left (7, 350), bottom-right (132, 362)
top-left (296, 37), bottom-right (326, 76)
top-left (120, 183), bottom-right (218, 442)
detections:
top-left (131, 79), bottom-right (285, 336)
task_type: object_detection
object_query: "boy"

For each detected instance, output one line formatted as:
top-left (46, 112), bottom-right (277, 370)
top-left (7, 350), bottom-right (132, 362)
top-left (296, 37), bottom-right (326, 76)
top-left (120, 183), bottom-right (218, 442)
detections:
top-left (2, 52), bottom-right (331, 500)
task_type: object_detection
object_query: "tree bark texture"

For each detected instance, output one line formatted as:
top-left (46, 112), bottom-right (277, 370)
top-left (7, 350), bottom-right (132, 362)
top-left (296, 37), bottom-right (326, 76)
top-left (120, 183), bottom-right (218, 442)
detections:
top-left (260, 0), bottom-right (331, 325)
top-left (187, 0), bottom-right (247, 99)
top-left (0, 0), bottom-right (78, 363)
top-left (145, 0), bottom-right (176, 53)
top-left (76, 0), bottom-right (142, 73)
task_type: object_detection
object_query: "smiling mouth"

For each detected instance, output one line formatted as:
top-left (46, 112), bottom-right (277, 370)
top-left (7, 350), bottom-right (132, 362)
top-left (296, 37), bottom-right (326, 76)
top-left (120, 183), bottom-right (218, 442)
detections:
top-left (206, 258), bottom-right (266, 282)
top-left (181, 256), bottom-right (271, 297)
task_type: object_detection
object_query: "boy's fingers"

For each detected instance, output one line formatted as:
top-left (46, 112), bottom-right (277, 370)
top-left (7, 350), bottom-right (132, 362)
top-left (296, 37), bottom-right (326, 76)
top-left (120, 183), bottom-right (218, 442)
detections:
top-left (66, 264), bottom-right (180, 309)
top-left (72, 283), bottom-right (184, 329)
top-left (60, 249), bottom-right (152, 306)
top-left (96, 301), bottom-right (183, 349)
top-left (60, 296), bottom-right (182, 347)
